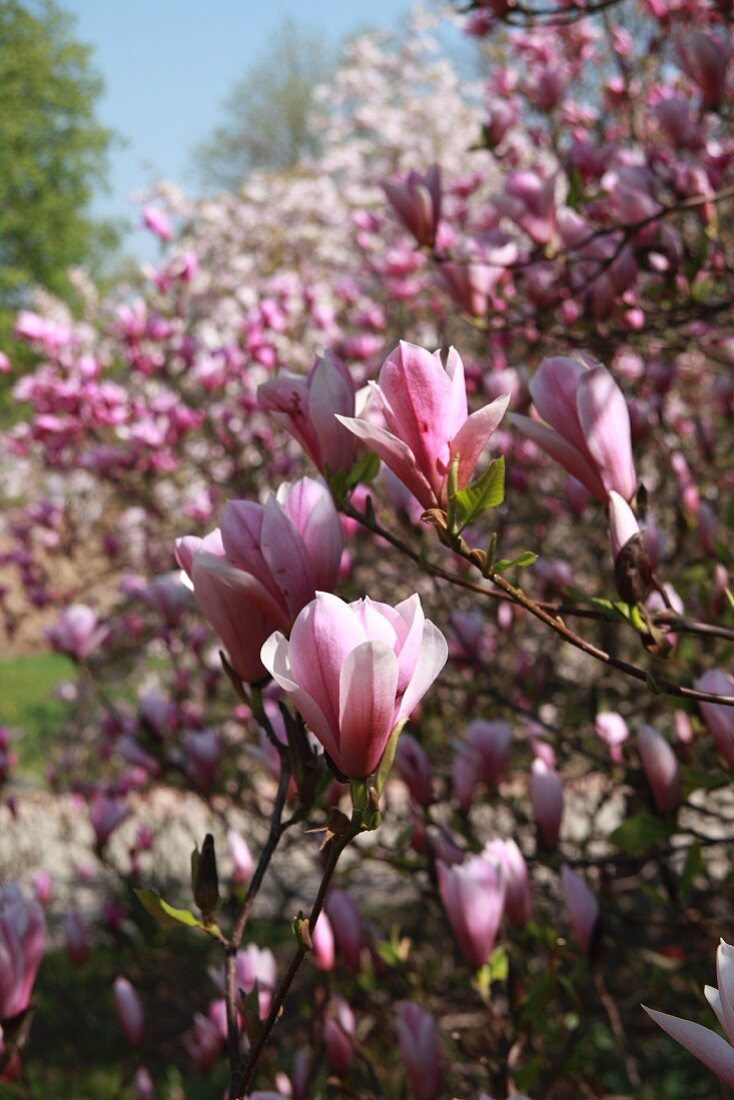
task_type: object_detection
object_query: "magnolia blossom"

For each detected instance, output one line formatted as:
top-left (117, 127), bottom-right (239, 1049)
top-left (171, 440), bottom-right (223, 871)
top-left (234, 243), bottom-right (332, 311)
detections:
top-left (382, 164), bottom-right (442, 248)
top-left (696, 670), bottom-right (734, 767)
top-left (176, 478), bottom-right (343, 683)
top-left (258, 351), bottom-right (356, 474)
top-left (0, 885), bottom-right (46, 1021)
top-left (45, 604), bottom-right (109, 661)
top-left (561, 866), bottom-right (600, 955)
top-left (396, 1001), bottom-right (442, 1100)
top-left (113, 976), bottom-right (145, 1046)
top-left (262, 591), bottom-right (447, 778)
top-left (644, 939), bottom-right (734, 1088)
top-left (511, 356), bottom-right (637, 504)
top-left (338, 341), bottom-right (509, 510)
top-left (437, 852), bottom-right (505, 968)
top-left (637, 724), bottom-right (680, 815)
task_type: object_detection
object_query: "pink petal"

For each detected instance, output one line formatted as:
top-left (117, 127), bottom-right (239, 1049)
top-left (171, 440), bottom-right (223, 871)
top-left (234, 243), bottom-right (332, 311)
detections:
top-left (509, 414), bottom-right (607, 502)
top-left (192, 551), bottom-right (287, 627)
top-left (449, 393), bottom-right (510, 489)
top-left (717, 941), bottom-right (734, 1043)
top-left (261, 630), bottom-right (338, 760)
top-left (288, 593), bottom-right (365, 737)
top-left (307, 353), bottom-right (356, 472)
top-left (260, 496), bottom-right (316, 620)
top-left (643, 1006), bottom-right (734, 1087)
top-left (397, 619), bottom-right (448, 721)
top-left (529, 356), bottom-right (589, 456)
top-left (337, 642), bottom-right (399, 777)
top-left (577, 366), bottom-right (637, 501)
top-left (336, 415), bottom-right (436, 508)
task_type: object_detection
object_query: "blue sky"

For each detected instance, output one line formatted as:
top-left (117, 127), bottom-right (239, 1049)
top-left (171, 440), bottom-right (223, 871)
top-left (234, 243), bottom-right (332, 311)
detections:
top-left (63, 1), bottom-right (418, 257)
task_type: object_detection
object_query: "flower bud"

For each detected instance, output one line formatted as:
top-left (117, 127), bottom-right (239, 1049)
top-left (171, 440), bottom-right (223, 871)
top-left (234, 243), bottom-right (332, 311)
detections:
top-left (561, 866), bottom-right (600, 956)
top-left (637, 725), bottom-right (681, 814)
top-left (113, 976), bottom-right (145, 1047)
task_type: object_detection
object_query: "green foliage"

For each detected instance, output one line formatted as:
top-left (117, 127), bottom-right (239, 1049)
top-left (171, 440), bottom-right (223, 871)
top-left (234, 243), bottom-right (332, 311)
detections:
top-left (452, 455), bottom-right (505, 532)
top-left (609, 809), bottom-right (673, 853)
top-left (0, 0), bottom-right (117, 312)
top-left (193, 17), bottom-right (334, 189)
top-left (0, 652), bottom-right (73, 772)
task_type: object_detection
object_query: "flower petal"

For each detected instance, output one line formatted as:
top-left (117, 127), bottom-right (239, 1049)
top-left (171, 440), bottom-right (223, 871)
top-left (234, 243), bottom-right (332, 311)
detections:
top-left (397, 619), bottom-right (448, 721)
top-left (449, 393), bottom-right (510, 490)
top-left (577, 365), bottom-right (637, 501)
top-left (509, 414), bottom-right (607, 502)
top-left (643, 1006), bottom-right (734, 1087)
top-left (337, 641), bottom-right (399, 777)
top-left (336, 415), bottom-right (436, 508)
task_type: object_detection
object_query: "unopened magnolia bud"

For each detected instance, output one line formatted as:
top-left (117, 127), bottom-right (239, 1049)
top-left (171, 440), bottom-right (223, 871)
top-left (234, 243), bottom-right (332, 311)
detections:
top-left (609, 491), bottom-right (653, 604)
top-left (193, 834), bottom-right (219, 924)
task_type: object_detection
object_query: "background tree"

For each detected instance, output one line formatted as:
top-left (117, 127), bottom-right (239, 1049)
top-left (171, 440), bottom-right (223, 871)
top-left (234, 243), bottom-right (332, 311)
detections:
top-left (193, 17), bottom-right (334, 190)
top-left (0, 0), bottom-right (116, 316)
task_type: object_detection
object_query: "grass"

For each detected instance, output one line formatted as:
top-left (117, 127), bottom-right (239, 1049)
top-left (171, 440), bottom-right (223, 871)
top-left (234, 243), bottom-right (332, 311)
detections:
top-left (0, 653), bottom-right (74, 773)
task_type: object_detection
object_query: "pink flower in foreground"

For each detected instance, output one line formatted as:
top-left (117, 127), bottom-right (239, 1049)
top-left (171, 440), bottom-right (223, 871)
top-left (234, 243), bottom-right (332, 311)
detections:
top-left (338, 342), bottom-right (509, 511)
top-left (176, 477), bottom-right (343, 683)
top-left (396, 1001), bottom-right (442, 1100)
top-left (262, 592), bottom-right (447, 778)
top-left (511, 356), bottom-right (637, 504)
top-left (258, 351), bottom-right (356, 475)
top-left (644, 939), bottom-right (734, 1088)
top-left (696, 670), bottom-right (734, 768)
top-left (0, 885), bottom-right (46, 1020)
top-left (437, 852), bottom-right (505, 968)
top-left (382, 164), bottom-right (442, 248)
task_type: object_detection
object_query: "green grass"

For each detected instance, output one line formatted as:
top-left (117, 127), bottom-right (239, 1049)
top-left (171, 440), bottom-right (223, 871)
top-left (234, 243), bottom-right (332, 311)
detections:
top-left (0, 653), bottom-right (74, 772)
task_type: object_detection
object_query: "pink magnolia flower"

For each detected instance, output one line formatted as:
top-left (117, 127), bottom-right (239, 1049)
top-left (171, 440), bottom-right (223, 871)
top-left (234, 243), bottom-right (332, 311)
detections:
top-left (0, 885), bottom-right (46, 1020)
top-left (437, 852), bottom-right (505, 968)
top-left (644, 939), bottom-right (734, 1088)
top-left (45, 604), bottom-right (109, 661)
top-left (484, 839), bottom-right (532, 929)
top-left (141, 205), bottom-right (172, 241)
top-left (696, 670), bottom-right (734, 768)
top-left (677, 31), bottom-right (731, 110)
top-left (396, 1001), bottom-right (442, 1100)
top-left (258, 352), bottom-right (356, 475)
top-left (395, 732), bottom-right (434, 807)
top-left (594, 711), bottom-right (629, 764)
top-left (338, 342), bottom-right (509, 511)
top-left (382, 164), bottom-right (442, 248)
top-left (494, 171), bottom-right (557, 246)
top-left (312, 912), bottom-right (335, 971)
top-left (89, 793), bottom-right (130, 847)
top-left (561, 866), bottom-right (600, 955)
top-left (323, 995), bottom-right (355, 1075)
top-left (227, 829), bottom-right (253, 887)
top-left (113, 976), bottom-right (145, 1046)
top-left (261, 591), bottom-right (447, 779)
top-left (176, 478), bottom-right (343, 683)
top-left (325, 890), bottom-right (365, 975)
top-left (637, 725), bottom-right (681, 815)
top-left (511, 356), bottom-right (637, 504)
top-left (530, 758), bottom-right (563, 848)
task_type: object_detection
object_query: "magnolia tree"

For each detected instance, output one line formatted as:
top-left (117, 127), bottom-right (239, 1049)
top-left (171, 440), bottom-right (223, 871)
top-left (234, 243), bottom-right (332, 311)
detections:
top-left (1, 2), bottom-right (734, 1098)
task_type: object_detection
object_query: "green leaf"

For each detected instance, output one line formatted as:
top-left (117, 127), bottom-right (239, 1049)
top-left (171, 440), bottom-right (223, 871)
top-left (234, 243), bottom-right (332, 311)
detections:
top-left (454, 456), bottom-right (505, 532)
top-left (489, 945), bottom-right (508, 982)
top-left (493, 550), bottom-right (538, 572)
top-left (135, 888), bottom-right (216, 933)
top-left (608, 810), bottom-right (672, 853)
top-left (347, 450), bottom-right (380, 490)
